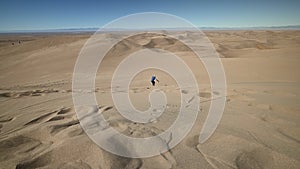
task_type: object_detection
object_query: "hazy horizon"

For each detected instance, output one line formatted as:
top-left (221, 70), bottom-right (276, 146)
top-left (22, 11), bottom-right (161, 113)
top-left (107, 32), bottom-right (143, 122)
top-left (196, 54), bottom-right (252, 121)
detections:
top-left (1, 24), bottom-right (300, 33)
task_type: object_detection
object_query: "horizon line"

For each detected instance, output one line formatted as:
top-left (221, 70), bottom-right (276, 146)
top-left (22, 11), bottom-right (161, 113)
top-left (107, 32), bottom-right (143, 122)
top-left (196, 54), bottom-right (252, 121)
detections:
top-left (1, 25), bottom-right (300, 33)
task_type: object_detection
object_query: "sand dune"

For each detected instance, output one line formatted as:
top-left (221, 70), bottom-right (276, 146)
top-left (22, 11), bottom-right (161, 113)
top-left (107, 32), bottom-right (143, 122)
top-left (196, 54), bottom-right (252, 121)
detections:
top-left (0, 30), bottom-right (299, 169)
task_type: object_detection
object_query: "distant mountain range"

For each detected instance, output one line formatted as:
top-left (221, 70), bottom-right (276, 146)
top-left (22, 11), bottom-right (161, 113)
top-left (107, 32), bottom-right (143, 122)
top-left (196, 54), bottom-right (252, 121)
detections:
top-left (1, 25), bottom-right (300, 33)
top-left (200, 25), bottom-right (300, 30)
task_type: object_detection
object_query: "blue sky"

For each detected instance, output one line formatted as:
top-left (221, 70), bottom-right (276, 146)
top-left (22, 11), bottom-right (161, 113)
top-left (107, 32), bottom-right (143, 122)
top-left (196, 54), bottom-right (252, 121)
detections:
top-left (0, 0), bottom-right (299, 31)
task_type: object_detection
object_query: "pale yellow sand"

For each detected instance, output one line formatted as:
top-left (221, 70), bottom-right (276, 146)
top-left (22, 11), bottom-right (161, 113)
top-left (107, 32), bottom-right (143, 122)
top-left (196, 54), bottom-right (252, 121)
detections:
top-left (0, 30), bottom-right (299, 169)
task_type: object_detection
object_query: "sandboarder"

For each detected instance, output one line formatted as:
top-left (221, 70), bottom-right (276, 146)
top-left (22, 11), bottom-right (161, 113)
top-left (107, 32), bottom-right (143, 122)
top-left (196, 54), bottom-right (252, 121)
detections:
top-left (151, 75), bottom-right (159, 86)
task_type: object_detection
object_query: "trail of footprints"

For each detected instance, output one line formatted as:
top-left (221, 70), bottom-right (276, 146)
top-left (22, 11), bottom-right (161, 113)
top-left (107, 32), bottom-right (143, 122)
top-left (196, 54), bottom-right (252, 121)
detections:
top-left (0, 89), bottom-right (71, 98)
top-left (0, 87), bottom-right (108, 99)
top-left (0, 89), bottom-right (249, 169)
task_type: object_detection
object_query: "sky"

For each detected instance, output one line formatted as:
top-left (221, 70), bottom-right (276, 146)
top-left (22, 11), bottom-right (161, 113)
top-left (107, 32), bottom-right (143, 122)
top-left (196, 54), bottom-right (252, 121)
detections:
top-left (0, 0), bottom-right (299, 31)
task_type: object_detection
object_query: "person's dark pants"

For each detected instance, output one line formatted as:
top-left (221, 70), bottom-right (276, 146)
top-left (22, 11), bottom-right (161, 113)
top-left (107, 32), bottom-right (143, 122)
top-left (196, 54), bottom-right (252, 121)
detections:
top-left (151, 80), bottom-right (155, 86)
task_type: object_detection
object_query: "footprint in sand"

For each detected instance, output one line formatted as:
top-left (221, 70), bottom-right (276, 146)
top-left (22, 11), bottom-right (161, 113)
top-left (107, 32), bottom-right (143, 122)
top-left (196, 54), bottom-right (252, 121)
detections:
top-left (198, 92), bottom-right (211, 98)
top-left (185, 135), bottom-right (199, 148)
top-left (67, 127), bottom-right (84, 137)
top-left (0, 116), bottom-right (15, 133)
top-left (46, 107), bottom-right (73, 122)
top-left (49, 120), bottom-right (79, 135)
top-left (15, 151), bottom-right (52, 169)
top-left (0, 116), bottom-right (15, 123)
top-left (181, 90), bottom-right (189, 94)
top-left (25, 107), bottom-right (72, 126)
top-left (59, 161), bottom-right (92, 169)
top-left (235, 148), bottom-right (273, 169)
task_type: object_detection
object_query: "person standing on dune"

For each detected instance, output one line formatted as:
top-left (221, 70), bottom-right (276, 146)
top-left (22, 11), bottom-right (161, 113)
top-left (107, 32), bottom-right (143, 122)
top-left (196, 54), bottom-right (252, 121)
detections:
top-left (151, 75), bottom-right (159, 86)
